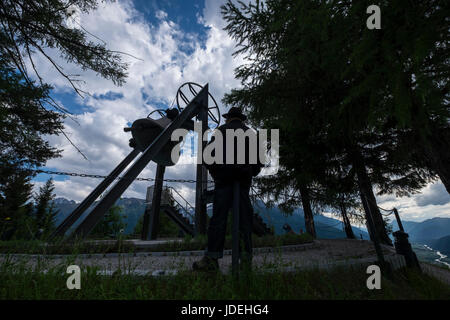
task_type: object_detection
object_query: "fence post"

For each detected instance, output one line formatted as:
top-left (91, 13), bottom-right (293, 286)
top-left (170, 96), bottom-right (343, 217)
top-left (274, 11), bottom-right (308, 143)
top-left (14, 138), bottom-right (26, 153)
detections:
top-left (393, 230), bottom-right (422, 271)
top-left (232, 181), bottom-right (240, 277)
top-left (392, 207), bottom-right (421, 271)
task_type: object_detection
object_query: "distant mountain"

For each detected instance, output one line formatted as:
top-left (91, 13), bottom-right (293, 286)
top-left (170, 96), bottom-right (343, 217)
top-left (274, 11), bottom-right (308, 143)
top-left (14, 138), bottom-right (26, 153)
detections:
top-left (53, 197), bottom-right (77, 206)
top-left (253, 200), bottom-right (370, 239)
top-left (53, 198), bottom-right (77, 218)
top-left (409, 218), bottom-right (450, 242)
top-left (52, 197), bottom-right (370, 239)
top-left (53, 197), bottom-right (146, 234)
top-left (391, 220), bottom-right (421, 233)
top-left (429, 235), bottom-right (450, 255)
top-left (390, 217), bottom-right (450, 244)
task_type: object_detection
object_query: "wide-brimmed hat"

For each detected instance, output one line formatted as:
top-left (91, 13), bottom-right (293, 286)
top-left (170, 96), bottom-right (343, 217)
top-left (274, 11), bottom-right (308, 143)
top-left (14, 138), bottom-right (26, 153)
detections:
top-left (222, 107), bottom-right (247, 121)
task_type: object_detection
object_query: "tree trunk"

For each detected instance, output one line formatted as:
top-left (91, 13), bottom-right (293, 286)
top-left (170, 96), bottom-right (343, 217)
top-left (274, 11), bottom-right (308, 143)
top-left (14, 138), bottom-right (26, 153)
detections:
top-left (299, 184), bottom-right (316, 238)
top-left (339, 202), bottom-right (355, 239)
top-left (350, 148), bottom-right (393, 246)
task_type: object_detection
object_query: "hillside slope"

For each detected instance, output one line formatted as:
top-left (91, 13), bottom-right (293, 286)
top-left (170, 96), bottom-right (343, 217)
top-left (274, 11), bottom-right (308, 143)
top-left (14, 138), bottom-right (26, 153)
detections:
top-left (391, 217), bottom-right (450, 244)
top-left (53, 197), bottom-right (370, 239)
top-left (430, 235), bottom-right (450, 255)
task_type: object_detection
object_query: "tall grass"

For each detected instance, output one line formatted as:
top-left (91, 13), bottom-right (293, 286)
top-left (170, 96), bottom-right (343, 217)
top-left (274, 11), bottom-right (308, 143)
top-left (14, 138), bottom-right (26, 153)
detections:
top-left (1, 257), bottom-right (449, 300)
top-left (2, 233), bottom-right (449, 300)
top-left (0, 233), bottom-right (313, 255)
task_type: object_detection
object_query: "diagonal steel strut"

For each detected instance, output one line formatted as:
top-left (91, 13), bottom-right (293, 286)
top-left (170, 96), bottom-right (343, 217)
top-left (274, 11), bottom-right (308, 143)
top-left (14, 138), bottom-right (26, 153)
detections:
top-left (50, 148), bottom-right (140, 239)
top-left (71, 84), bottom-right (209, 238)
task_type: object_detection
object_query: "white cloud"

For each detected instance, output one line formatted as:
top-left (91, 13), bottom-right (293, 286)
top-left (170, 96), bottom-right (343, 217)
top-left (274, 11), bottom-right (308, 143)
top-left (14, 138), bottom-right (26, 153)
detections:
top-left (32, 0), bottom-right (241, 205)
top-left (202, 0), bottom-right (227, 28)
top-left (31, 0), bottom-right (450, 225)
top-left (376, 180), bottom-right (450, 222)
top-left (415, 182), bottom-right (450, 207)
top-left (155, 10), bottom-right (168, 20)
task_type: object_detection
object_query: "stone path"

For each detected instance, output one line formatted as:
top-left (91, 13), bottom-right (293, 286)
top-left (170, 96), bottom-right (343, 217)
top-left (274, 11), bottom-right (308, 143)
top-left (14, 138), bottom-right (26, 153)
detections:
top-left (1, 239), bottom-right (402, 275)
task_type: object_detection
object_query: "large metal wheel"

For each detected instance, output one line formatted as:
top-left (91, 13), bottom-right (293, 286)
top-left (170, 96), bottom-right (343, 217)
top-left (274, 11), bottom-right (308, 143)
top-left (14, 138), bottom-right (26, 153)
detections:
top-left (146, 109), bottom-right (166, 119)
top-left (176, 82), bottom-right (221, 129)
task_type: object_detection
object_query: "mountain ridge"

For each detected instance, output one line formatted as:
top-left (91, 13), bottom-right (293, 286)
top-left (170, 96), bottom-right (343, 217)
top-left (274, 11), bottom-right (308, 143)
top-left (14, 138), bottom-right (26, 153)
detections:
top-left (52, 197), bottom-right (370, 239)
top-left (391, 217), bottom-right (450, 254)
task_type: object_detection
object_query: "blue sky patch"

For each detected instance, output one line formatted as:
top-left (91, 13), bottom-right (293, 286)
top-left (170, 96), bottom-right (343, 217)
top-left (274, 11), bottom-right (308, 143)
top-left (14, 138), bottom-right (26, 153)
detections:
top-left (133, 0), bottom-right (209, 50)
top-left (34, 167), bottom-right (70, 182)
top-left (51, 91), bottom-right (93, 115)
top-left (93, 91), bottom-right (124, 101)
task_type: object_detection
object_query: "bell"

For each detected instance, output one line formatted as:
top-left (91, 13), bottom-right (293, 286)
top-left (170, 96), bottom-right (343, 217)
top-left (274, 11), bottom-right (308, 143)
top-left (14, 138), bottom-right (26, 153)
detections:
top-left (125, 116), bottom-right (183, 166)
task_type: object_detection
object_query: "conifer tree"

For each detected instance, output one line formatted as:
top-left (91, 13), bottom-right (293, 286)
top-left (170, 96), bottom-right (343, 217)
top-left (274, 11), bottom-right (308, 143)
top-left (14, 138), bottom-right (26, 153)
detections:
top-left (33, 178), bottom-right (58, 239)
top-left (0, 0), bottom-right (128, 168)
top-left (91, 204), bottom-right (125, 238)
top-left (0, 164), bottom-right (34, 240)
top-left (221, 0), bottom-right (442, 245)
top-left (0, 1), bottom-right (128, 232)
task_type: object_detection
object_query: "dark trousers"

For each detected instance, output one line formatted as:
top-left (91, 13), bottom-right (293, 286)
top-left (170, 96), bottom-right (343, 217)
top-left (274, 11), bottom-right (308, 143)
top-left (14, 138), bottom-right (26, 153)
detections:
top-left (205, 181), bottom-right (253, 261)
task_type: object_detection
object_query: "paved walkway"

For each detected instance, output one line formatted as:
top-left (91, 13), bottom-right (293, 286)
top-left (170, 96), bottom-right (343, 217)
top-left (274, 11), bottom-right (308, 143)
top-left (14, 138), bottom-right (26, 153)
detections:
top-left (85, 238), bottom-right (183, 248)
top-left (1, 239), bottom-right (402, 275)
top-left (4, 239), bottom-right (450, 287)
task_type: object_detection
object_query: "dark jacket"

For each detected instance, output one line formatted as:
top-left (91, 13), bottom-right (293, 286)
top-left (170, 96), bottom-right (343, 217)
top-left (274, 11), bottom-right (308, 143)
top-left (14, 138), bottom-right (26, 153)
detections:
top-left (205, 119), bottom-right (264, 184)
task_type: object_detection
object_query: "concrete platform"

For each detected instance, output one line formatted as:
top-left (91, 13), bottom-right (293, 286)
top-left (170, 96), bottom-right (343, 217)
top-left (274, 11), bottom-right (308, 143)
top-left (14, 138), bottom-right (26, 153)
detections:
top-left (85, 238), bottom-right (183, 249)
top-left (1, 239), bottom-right (400, 276)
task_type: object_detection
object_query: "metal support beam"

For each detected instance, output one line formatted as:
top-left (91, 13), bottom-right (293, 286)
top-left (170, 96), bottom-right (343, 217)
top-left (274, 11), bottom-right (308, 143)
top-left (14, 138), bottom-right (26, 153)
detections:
top-left (393, 208), bottom-right (404, 232)
top-left (50, 149), bottom-right (139, 239)
top-left (232, 181), bottom-right (240, 277)
top-left (392, 207), bottom-right (421, 271)
top-left (71, 84), bottom-right (209, 238)
top-left (141, 187), bottom-right (153, 240)
top-left (393, 230), bottom-right (422, 271)
top-left (194, 94), bottom-right (208, 235)
top-left (142, 164), bottom-right (165, 240)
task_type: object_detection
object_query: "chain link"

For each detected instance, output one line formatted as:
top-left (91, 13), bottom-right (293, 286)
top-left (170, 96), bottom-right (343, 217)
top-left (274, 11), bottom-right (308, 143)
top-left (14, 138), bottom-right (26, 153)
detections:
top-left (34, 169), bottom-right (213, 184)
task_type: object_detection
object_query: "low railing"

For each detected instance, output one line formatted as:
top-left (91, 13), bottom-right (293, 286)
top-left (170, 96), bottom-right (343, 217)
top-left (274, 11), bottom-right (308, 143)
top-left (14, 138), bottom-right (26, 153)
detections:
top-left (164, 186), bottom-right (195, 223)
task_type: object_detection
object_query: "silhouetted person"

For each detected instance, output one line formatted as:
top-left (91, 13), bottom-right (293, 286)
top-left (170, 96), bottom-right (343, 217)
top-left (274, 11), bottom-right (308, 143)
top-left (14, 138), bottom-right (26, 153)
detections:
top-left (193, 107), bottom-right (263, 272)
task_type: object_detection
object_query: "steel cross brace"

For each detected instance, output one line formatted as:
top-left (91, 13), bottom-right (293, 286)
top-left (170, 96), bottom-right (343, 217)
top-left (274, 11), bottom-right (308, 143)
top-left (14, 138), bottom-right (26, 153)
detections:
top-left (232, 181), bottom-right (240, 277)
top-left (50, 149), bottom-right (140, 239)
top-left (141, 163), bottom-right (166, 240)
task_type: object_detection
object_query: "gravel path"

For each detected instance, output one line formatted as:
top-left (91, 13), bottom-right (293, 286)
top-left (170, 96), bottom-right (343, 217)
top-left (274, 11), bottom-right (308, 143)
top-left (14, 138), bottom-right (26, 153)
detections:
top-left (1, 239), bottom-right (400, 275)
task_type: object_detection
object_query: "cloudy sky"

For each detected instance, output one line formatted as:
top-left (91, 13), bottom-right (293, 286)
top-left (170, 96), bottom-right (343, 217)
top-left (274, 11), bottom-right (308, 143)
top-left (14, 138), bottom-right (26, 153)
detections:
top-left (31, 0), bottom-right (449, 223)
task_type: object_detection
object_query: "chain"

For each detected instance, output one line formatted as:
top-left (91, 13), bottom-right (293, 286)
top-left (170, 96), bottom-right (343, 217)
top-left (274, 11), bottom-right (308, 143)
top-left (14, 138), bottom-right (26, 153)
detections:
top-left (362, 193), bottom-right (395, 216)
top-left (34, 169), bottom-right (213, 184)
top-left (377, 204), bottom-right (394, 216)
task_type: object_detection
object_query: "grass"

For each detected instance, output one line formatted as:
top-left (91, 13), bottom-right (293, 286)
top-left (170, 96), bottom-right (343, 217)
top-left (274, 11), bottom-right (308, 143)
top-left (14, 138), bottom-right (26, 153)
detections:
top-left (0, 238), bottom-right (135, 255)
top-left (3, 234), bottom-right (448, 300)
top-left (0, 259), bottom-right (449, 299)
top-left (0, 233), bottom-right (313, 255)
top-left (422, 261), bottom-right (450, 271)
top-left (1, 234), bottom-right (449, 300)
